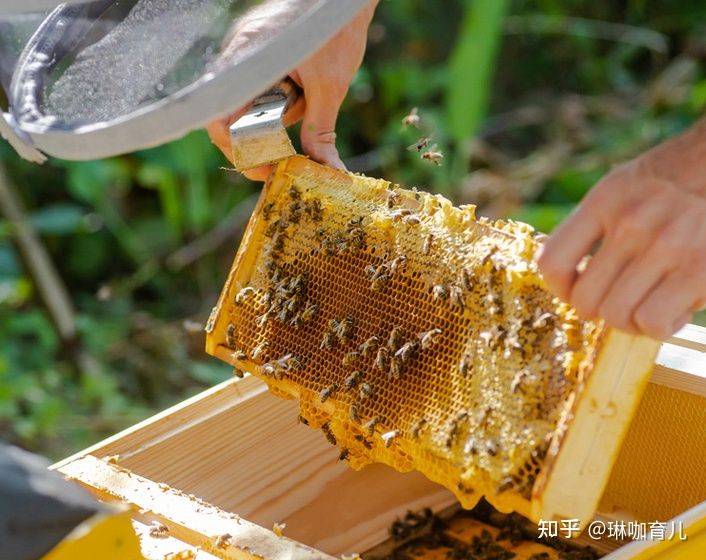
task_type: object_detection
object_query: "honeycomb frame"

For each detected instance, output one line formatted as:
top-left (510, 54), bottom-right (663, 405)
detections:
top-left (206, 156), bottom-right (660, 527)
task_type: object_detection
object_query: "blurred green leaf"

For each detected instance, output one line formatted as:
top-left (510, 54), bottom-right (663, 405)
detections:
top-left (30, 204), bottom-right (85, 235)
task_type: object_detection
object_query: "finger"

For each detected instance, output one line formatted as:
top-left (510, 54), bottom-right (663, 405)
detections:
top-left (243, 165), bottom-right (273, 182)
top-left (537, 202), bottom-right (603, 302)
top-left (299, 86), bottom-right (346, 170)
top-left (597, 245), bottom-right (676, 333)
top-left (634, 271), bottom-right (704, 339)
top-left (570, 199), bottom-right (671, 320)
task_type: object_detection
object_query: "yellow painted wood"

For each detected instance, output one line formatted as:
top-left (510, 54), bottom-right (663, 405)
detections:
top-left (41, 510), bottom-right (143, 560)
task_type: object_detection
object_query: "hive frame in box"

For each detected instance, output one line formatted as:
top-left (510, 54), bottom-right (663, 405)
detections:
top-left (52, 324), bottom-right (706, 559)
top-left (203, 156), bottom-right (661, 527)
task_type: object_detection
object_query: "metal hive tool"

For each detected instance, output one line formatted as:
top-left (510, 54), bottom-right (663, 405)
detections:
top-left (206, 156), bottom-right (660, 528)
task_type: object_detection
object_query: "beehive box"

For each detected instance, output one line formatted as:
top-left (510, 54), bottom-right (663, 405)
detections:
top-left (53, 160), bottom-right (706, 559)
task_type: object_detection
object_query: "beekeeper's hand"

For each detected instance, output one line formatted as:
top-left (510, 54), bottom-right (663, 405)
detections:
top-left (537, 119), bottom-right (706, 340)
top-left (207, 0), bottom-right (378, 181)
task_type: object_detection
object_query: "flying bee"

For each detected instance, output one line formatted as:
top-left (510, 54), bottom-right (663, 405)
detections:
top-left (402, 107), bottom-right (420, 128)
top-left (344, 370), bottom-right (364, 390)
top-left (320, 383), bottom-right (338, 403)
top-left (423, 234), bottom-right (433, 255)
top-left (419, 328), bottom-right (442, 350)
top-left (407, 135), bottom-right (431, 152)
top-left (421, 146), bottom-right (444, 166)
top-left (251, 341), bottom-right (269, 362)
top-left (375, 347), bottom-right (390, 372)
top-left (386, 188), bottom-right (401, 208)
top-left (432, 284), bottom-right (448, 301)
top-left (359, 382), bottom-right (372, 399)
top-left (349, 403), bottom-right (360, 422)
top-left (321, 422), bottom-right (337, 445)
top-left (225, 324), bottom-right (237, 348)
top-left (459, 355), bottom-right (473, 376)
top-left (381, 430), bottom-right (400, 448)
top-left (359, 336), bottom-right (379, 358)
top-left (402, 214), bottom-right (421, 226)
top-left (364, 417), bottom-right (380, 436)
top-left (342, 351), bottom-right (360, 367)
top-left (395, 341), bottom-right (419, 362)
top-left (233, 368), bottom-right (245, 379)
top-left (338, 448), bottom-right (350, 462)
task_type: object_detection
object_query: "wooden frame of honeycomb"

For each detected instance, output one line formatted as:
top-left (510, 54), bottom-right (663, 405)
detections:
top-left (204, 156), bottom-right (661, 528)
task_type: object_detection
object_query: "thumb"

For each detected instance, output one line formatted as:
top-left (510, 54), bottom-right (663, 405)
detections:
top-left (298, 82), bottom-right (346, 170)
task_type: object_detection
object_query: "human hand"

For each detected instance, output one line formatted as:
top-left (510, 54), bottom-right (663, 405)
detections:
top-left (207, 0), bottom-right (378, 181)
top-left (537, 119), bottom-right (706, 339)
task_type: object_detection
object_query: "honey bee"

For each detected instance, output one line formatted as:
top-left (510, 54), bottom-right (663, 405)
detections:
top-left (423, 234), bottom-right (433, 255)
top-left (342, 351), bottom-right (360, 367)
top-left (449, 285), bottom-right (465, 309)
top-left (463, 436), bottom-right (477, 455)
top-left (149, 522), bottom-right (170, 538)
top-left (251, 341), bottom-right (269, 362)
top-left (289, 185), bottom-right (301, 200)
top-left (402, 214), bottom-right (421, 225)
top-left (300, 303), bottom-right (317, 322)
top-left (359, 336), bottom-right (379, 358)
top-left (486, 439), bottom-right (498, 457)
top-left (432, 284), bottom-right (448, 301)
top-left (338, 448), bottom-right (350, 462)
top-left (272, 522), bottom-right (286, 537)
top-left (375, 347), bottom-right (390, 372)
top-left (364, 417), bottom-right (380, 436)
top-left (233, 368), bottom-right (245, 379)
top-left (354, 434), bottom-right (373, 450)
top-left (456, 481), bottom-right (474, 495)
top-left (359, 382), bottom-right (372, 399)
top-left (387, 327), bottom-right (404, 351)
top-left (381, 429), bottom-right (400, 448)
top-left (395, 341), bottom-right (419, 362)
top-left (321, 422), bottom-right (337, 445)
top-left (390, 208), bottom-right (413, 221)
top-left (389, 357), bottom-right (404, 379)
top-left (214, 533), bottom-right (232, 549)
top-left (320, 331), bottom-right (335, 350)
top-left (410, 417), bottom-right (427, 439)
top-left (388, 255), bottom-right (407, 274)
top-left (532, 310), bottom-right (554, 330)
top-left (497, 477), bottom-right (515, 494)
top-left (421, 146), bottom-right (444, 166)
top-left (225, 324), bottom-right (237, 348)
top-left (462, 268), bottom-right (474, 291)
top-left (349, 403), bottom-right (360, 422)
top-left (407, 135), bottom-right (431, 152)
top-left (510, 369), bottom-right (530, 393)
top-left (344, 370), bottom-right (364, 390)
top-left (305, 198), bottom-right (323, 222)
top-left (256, 313), bottom-right (269, 329)
top-left (262, 362), bottom-right (278, 378)
top-left (459, 355), bottom-right (473, 376)
top-left (320, 383), bottom-right (338, 403)
top-left (419, 328), bottom-right (442, 350)
top-left (402, 107), bottom-right (420, 128)
top-left (336, 316), bottom-right (355, 342)
top-left (386, 188), bottom-right (401, 208)
top-left (235, 287), bottom-right (256, 305)
top-left (262, 202), bottom-right (275, 221)
top-left (297, 415), bottom-right (309, 426)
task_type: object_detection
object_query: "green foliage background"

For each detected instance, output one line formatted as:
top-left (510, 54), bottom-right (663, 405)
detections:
top-left (2, 0), bottom-right (706, 459)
